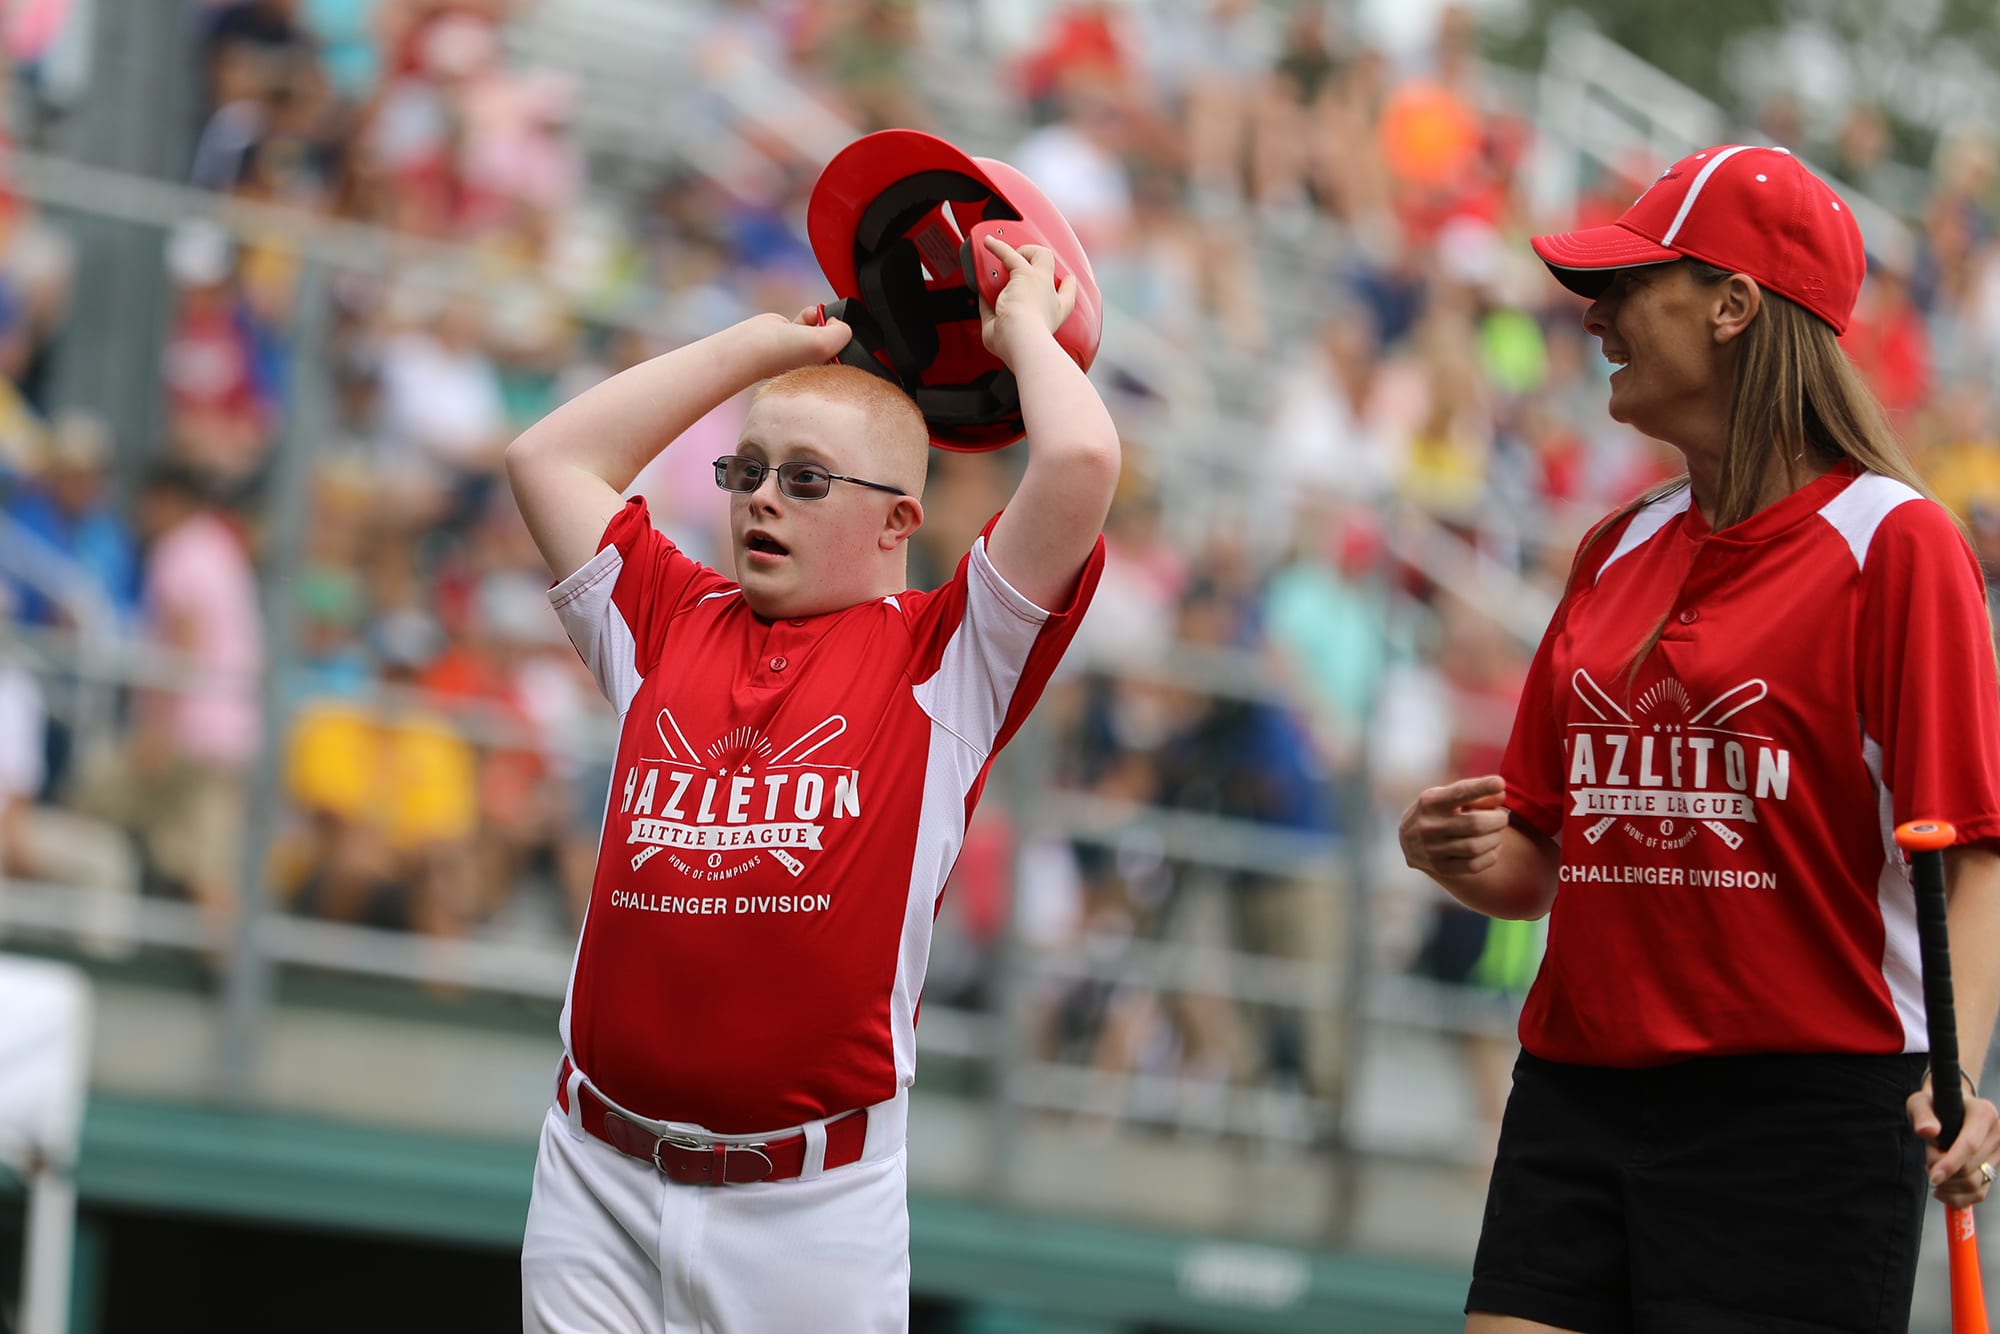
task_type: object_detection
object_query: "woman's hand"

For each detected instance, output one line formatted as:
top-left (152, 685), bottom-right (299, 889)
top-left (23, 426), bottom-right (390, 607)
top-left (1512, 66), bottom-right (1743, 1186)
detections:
top-left (1908, 1072), bottom-right (2000, 1207)
top-left (1400, 775), bottom-right (1512, 878)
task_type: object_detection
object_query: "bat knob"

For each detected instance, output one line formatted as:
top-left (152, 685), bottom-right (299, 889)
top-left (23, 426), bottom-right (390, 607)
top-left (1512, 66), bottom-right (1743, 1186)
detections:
top-left (1896, 820), bottom-right (1958, 853)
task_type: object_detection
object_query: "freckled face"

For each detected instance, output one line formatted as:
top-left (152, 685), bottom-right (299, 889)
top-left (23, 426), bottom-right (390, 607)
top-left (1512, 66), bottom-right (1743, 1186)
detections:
top-left (729, 393), bottom-right (904, 618)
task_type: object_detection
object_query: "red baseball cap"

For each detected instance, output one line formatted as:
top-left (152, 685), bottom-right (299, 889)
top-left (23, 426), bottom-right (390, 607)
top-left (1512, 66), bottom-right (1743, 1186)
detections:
top-left (1531, 145), bottom-right (1867, 333)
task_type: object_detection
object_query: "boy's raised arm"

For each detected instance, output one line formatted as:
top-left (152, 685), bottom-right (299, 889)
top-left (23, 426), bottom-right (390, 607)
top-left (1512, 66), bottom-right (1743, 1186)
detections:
top-left (978, 238), bottom-right (1122, 610)
top-left (505, 312), bottom-right (851, 581)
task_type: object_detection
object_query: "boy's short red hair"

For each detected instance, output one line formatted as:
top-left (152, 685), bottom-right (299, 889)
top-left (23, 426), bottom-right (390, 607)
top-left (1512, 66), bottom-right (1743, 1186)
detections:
top-left (754, 364), bottom-right (929, 491)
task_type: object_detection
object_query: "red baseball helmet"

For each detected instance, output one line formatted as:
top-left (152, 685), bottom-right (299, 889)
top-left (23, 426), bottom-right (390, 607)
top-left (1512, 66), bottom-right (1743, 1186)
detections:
top-left (807, 129), bottom-right (1103, 452)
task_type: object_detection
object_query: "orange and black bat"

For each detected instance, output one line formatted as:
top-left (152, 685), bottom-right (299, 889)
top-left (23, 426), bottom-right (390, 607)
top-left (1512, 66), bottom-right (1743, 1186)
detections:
top-left (1898, 819), bottom-right (1990, 1334)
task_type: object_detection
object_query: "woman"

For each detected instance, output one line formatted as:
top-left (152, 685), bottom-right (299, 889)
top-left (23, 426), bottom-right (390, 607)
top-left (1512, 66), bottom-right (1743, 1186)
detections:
top-left (1401, 144), bottom-right (2000, 1333)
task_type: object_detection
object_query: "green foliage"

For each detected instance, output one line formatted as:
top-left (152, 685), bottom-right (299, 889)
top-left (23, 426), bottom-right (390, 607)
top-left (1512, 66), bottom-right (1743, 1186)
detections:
top-left (1486, 0), bottom-right (1786, 103)
top-left (1485, 0), bottom-right (2000, 167)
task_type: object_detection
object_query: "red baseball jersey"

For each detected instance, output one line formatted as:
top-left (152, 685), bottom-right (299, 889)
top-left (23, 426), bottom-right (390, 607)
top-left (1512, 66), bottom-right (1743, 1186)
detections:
top-left (1503, 463), bottom-right (2000, 1066)
top-left (549, 499), bottom-right (1102, 1131)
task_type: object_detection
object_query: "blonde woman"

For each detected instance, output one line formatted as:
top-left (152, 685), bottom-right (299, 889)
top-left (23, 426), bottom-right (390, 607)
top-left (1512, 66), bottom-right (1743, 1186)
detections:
top-left (1402, 146), bottom-right (2000, 1332)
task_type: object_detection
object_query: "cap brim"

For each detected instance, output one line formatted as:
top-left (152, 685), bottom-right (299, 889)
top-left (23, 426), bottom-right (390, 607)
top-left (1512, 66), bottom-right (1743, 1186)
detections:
top-left (1530, 224), bottom-right (1681, 298)
top-left (807, 130), bottom-right (1002, 299)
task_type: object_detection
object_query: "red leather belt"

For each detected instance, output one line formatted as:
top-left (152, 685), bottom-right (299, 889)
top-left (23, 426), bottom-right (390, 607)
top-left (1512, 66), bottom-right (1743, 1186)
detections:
top-left (556, 1057), bottom-right (868, 1186)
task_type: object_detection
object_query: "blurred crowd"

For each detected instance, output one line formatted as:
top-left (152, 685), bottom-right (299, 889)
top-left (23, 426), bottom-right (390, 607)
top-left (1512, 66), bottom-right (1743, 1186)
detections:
top-left (3, 0), bottom-right (2000, 1139)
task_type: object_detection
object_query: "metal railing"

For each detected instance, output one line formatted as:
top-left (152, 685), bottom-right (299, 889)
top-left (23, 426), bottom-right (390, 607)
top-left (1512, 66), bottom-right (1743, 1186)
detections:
top-left (0, 615), bottom-right (1428, 1200)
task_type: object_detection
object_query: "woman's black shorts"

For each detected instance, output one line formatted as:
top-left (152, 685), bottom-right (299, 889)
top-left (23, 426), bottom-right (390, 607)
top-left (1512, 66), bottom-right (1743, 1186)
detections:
top-left (1468, 1049), bottom-right (1929, 1333)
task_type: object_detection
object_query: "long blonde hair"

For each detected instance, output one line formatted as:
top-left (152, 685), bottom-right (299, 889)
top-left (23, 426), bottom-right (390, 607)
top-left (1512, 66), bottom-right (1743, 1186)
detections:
top-left (1574, 261), bottom-right (1941, 683)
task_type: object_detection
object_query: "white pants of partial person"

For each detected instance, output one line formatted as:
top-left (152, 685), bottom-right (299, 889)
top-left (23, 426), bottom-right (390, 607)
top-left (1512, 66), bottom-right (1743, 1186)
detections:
top-left (521, 1104), bottom-right (911, 1333)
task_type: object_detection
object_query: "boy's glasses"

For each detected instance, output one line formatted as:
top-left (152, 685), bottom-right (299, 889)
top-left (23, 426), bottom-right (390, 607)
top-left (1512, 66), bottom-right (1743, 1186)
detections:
top-left (712, 455), bottom-right (907, 501)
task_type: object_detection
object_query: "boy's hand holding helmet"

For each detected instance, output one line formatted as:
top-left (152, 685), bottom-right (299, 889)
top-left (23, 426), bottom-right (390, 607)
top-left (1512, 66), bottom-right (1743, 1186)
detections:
top-left (976, 236), bottom-right (1079, 365)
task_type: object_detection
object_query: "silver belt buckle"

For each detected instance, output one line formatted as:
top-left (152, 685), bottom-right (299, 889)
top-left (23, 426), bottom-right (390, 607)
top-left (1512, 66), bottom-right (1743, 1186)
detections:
top-left (651, 1129), bottom-right (709, 1169)
top-left (650, 1130), bottom-right (775, 1183)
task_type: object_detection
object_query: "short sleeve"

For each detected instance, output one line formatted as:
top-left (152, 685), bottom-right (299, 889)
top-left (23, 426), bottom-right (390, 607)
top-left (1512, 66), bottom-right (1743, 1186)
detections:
top-left (903, 515), bottom-right (1106, 759)
top-left (1855, 500), bottom-right (2000, 847)
top-left (547, 497), bottom-right (734, 714)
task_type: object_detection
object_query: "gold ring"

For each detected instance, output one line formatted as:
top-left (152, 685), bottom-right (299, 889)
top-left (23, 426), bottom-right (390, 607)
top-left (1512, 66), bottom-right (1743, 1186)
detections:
top-left (1981, 1162), bottom-right (1995, 1186)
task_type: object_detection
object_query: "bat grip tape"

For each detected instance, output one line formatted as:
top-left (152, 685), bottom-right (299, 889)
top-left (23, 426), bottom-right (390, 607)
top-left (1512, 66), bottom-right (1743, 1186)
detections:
top-left (1915, 846), bottom-right (1967, 1149)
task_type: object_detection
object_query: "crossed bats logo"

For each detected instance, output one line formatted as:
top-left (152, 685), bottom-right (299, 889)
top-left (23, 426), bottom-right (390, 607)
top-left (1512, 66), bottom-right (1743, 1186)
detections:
top-left (648, 707), bottom-right (848, 775)
top-left (1570, 669), bottom-right (1772, 849)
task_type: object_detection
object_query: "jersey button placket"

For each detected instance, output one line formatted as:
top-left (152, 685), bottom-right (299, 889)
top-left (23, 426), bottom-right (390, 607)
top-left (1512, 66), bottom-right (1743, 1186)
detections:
top-left (1678, 609), bottom-right (1699, 625)
top-left (769, 655), bottom-right (787, 672)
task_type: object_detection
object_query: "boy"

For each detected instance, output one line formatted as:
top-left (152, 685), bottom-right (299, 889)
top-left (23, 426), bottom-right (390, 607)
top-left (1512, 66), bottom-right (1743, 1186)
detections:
top-left (510, 237), bottom-right (1119, 1332)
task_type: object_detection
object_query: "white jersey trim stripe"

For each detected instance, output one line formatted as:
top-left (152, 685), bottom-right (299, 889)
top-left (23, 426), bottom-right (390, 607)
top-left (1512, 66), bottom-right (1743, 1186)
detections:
top-left (893, 537), bottom-right (1055, 1088)
top-left (912, 538), bottom-right (1051, 752)
top-left (548, 542), bottom-right (645, 1053)
top-left (548, 544), bottom-right (644, 715)
top-left (1864, 730), bottom-right (1928, 1052)
top-left (887, 720), bottom-right (983, 1087)
top-left (1661, 145), bottom-right (1754, 246)
top-left (1596, 488), bottom-right (1692, 584)
top-left (1816, 472), bottom-right (1922, 571)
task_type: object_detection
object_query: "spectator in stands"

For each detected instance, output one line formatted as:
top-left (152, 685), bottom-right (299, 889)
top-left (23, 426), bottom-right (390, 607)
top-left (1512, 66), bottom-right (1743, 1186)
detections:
top-left (808, 0), bottom-right (927, 133)
top-left (372, 287), bottom-right (510, 527)
top-left (160, 221), bottom-right (273, 497)
top-left (0, 330), bottom-right (47, 489)
top-left (191, 43), bottom-right (288, 192)
top-left (1071, 468), bottom-right (1184, 670)
top-left (899, 447), bottom-right (1013, 591)
top-left (1269, 306), bottom-right (1404, 516)
top-left (1833, 103), bottom-right (1900, 205)
top-left (1376, 75), bottom-right (1483, 243)
top-left (419, 565), bottom-right (559, 918)
top-left (0, 631), bottom-right (140, 958)
top-left (1013, 1), bottom-right (1137, 125)
top-left (1167, 567), bottom-right (1339, 1108)
top-left (201, 0), bottom-right (318, 113)
top-left (0, 195), bottom-right (76, 414)
top-left (298, 0), bottom-right (383, 104)
top-left (1846, 261), bottom-right (1933, 430)
top-left (1169, 0), bottom-right (1276, 218)
top-left (461, 67), bottom-right (583, 229)
top-left (3, 409), bottom-right (137, 630)
top-left (1268, 2), bottom-right (1360, 225)
top-left (1264, 502), bottom-right (1391, 787)
top-left (924, 805), bottom-right (1017, 1011)
top-left (1012, 82), bottom-right (1136, 265)
top-left (1912, 380), bottom-right (1999, 517)
top-left (283, 607), bottom-right (482, 935)
top-left (357, 8), bottom-right (500, 237)
top-left (73, 463), bottom-right (261, 952)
